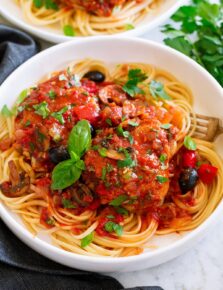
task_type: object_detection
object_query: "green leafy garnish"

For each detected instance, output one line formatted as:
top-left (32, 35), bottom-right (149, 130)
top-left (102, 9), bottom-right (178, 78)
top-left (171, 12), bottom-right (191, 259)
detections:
top-left (117, 148), bottom-right (136, 168)
top-left (156, 175), bottom-right (169, 183)
top-left (1, 105), bottom-right (13, 117)
top-left (109, 195), bottom-right (128, 206)
top-left (159, 154), bottom-right (167, 163)
top-left (128, 120), bottom-right (139, 127)
top-left (63, 25), bottom-right (75, 37)
top-left (62, 198), bottom-right (76, 209)
top-left (33, 0), bottom-right (58, 10)
top-left (116, 125), bottom-right (134, 144)
top-left (52, 120), bottom-right (91, 190)
top-left (123, 69), bottom-right (147, 97)
top-left (162, 0), bottom-right (223, 87)
top-left (33, 101), bottom-right (50, 119)
top-left (25, 120), bottom-right (31, 127)
top-left (184, 136), bottom-right (197, 150)
top-left (115, 207), bottom-right (129, 216)
top-left (51, 106), bottom-right (68, 124)
top-left (98, 148), bottom-right (107, 157)
top-left (81, 232), bottom-right (94, 248)
top-left (106, 118), bottom-right (112, 126)
top-left (101, 166), bottom-right (107, 181)
top-left (161, 123), bottom-right (171, 129)
top-left (149, 80), bottom-right (171, 100)
top-left (46, 218), bottom-right (55, 226)
top-left (48, 90), bottom-right (56, 99)
top-left (125, 24), bottom-right (135, 30)
top-left (104, 221), bottom-right (123, 236)
top-left (17, 89), bottom-right (28, 105)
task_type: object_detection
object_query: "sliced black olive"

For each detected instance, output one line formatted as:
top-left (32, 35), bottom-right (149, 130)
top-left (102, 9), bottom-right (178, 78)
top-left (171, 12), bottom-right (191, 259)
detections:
top-left (179, 168), bottom-right (199, 195)
top-left (84, 71), bottom-right (105, 83)
top-left (49, 146), bottom-right (70, 164)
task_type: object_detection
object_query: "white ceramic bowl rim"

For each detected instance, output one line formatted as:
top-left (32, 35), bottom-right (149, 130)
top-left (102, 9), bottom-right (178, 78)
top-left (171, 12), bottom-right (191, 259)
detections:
top-left (0, 37), bottom-right (222, 267)
top-left (0, 0), bottom-right (187, 43)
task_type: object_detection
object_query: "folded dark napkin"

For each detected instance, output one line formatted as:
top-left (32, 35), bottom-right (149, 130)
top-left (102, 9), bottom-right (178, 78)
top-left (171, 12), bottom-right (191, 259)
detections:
top-left (0, 24), bottom-right (164, 290)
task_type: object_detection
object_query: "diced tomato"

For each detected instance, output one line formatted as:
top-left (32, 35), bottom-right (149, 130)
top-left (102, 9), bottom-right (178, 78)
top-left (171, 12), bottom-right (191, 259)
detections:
top-left (182, 149), bottom-right (197, 168)
top-left (198, 164), bottom-right (218, 184)
top-left (73, 103), bottom-right (99, 124)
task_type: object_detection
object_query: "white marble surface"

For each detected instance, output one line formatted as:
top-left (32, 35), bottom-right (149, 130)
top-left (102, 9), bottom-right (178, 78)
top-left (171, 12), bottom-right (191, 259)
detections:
top-left (1, 8), bottom-right (223, 290)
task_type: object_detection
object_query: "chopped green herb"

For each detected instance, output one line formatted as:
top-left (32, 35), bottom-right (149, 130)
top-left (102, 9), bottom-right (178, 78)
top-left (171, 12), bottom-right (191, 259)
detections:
top-left (121, 115), bottom-right (127, 122)
top-left (101, 166), bottom-right (107, 181)
top-left (104, 221), bottom-right (123, 236)
top-left (33, 0), bottom-right (43, 8)
top-left (59, 74), bottom-right (67, 81)
top-left (92, 145), bottom-right (99, 151)
top-left (51, 106), bottom-right (68, 124)
top-left (123, 69), bottom-right (147, 97)
top-left (17, 89), bottom-right (28, 104)
top-left (48, 90), bottom-right (56, 99)
top-left (128, 120), bottom-right (139, 127)
top-left (33, 101), bottom-right (50, 119)
top-left (125, 23), bottom-right (135, 30)
top-left (156, 175), bottom-right (169, 183)
top-left (81, 232), bottom-right (94, 248)
top-left (62, 198), bottom-right (76, 209)
top-left (149, 80), bottom-right (171, 100)
top-left (25, 120), bottom-right (31, 127)
top-left (63, 25), bottom-right (75, 37)
top-left (106, 118), bottom-right (112, 126)
top-left (98, 147), bottom-right (107, 157)
top-left (116, 125), bottom-right (134, 145)
top-left (184, 135), bottom-right (197, 150)
top-left (106, 215), bottom-right (115, 219)
top-left (1, 105), bottom-right (12, 117)
top-left (44, 0), bottom-right (58, 10)
top-left (46, 218), bottom-right (55, 225)
top-left (159, 154), bottom-right (167, 163)
top-left (115, 207), bottom-right (129, 216)
top-left (29, 142), bottom-right (35, 152)
top-left (106, 163), bottom-right (114, 173)
top-left (109, 195), bottom-right (128, 206)
top-left (161, 123), bottom-right (171, 129)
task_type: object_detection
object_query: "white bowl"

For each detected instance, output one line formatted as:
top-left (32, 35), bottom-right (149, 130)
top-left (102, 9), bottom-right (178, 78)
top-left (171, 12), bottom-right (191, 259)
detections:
top-left (0, 37), bottom-right (222, 272)
top-left (0, 0), bottom-right (186, 43)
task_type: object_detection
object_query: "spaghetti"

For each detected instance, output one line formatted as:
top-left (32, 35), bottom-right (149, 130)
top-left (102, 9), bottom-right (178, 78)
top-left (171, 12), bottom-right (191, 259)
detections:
top-left (16, 0), bottom-right (162, 36)
top-left (0, 59), bottom-right (222, 257)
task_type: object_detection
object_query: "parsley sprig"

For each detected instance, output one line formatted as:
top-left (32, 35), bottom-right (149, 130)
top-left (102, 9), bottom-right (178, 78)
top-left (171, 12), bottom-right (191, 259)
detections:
top-left (123, 69), bottom-right (147, 97)
top-left (162, 0), bottom-right (223, 86)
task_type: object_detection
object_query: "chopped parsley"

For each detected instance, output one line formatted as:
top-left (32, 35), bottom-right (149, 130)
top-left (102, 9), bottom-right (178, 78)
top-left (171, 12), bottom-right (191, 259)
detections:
top-left (115, 207), bottom-right (129, 216)
top-left (62, 198), bottom-right (76, 209)
top-left (47, 90), bottom-right (56, 99)
top-left (106, 118), bottom-right (112, 126)
top-left (149, 80), bottom-right (171, 100)
top-left (33, 0), bottom-right (58, 10)
top-left (123, 69), bottom-right (147, 97)
top-left (51, 106), bottom-right (68, 124)
top-left (156, 175), bottom-right (169, 183)
top-left (1, 105), bottom-right (13, 117)
top-left (128, 120), bottom-right (139, 127)
top-left (24, 120), bottom-right (31, 127)
top-left (106, 215), bottom-right (115, 219)
top-left (116, 125), bottom-right (134, 144)
top-left (33, 101), bottom-right (50, 119)
top-left (104, 221), bottom-right (123, 236)
top-left (101, 167), bottom-right (107, 181)
top-left (81, 232), bottom-right (94, 248)
top-left (109, 195), bottom-right (128, 206)
top-left (159, 154), bottom-right (167, 163)
top-left (63, 25), bottom-right (75, 37)
top-left (59, 74), bottom-right (67, 81)
top-left (161, 123), bottom-right (171, 129)
top-left (98, 147), bottom-right (107, 157)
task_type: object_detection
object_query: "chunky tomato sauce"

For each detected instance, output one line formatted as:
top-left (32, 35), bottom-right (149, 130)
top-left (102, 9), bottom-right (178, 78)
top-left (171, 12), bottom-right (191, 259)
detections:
top-left (0, 65), bottom-right (218, 233)
top-left (60, 0), bottom-right (142, 17)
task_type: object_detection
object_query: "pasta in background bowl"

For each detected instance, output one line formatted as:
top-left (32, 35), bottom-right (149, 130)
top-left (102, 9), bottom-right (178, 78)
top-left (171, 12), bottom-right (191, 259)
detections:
top-left (0, 0), bottom-right (186, 43)
top-left (0, 37), bottom-right (222, 272)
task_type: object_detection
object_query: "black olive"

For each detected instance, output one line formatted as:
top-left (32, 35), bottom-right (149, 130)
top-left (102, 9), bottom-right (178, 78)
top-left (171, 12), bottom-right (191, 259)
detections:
top-left (83, 71), bottom-right (105, 83)
top-left (90, 124), bottom-right (96, 137)
top-left (179, 168), bottom-right (199, 195)
top-left (49, 146), bottom-right (70, 164)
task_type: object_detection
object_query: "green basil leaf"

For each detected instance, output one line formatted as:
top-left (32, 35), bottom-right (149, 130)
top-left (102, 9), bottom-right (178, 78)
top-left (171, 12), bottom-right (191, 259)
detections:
top-left (113, 224), bottom-right (123, 236)
top-left (68, 120), bottom-right (91, 158)
top-left (115, 207), bottom-right (129, 216)
top-left (184, 136), bottom-right (197, 150)
top-left (109, 195), bottom-right (128, 206)
top-left (16, 89), bottom-right (28, 105)
top-left (51, 159), bottom-right (82, 190)
top-left (81, 232), bottom-right (94, 248)
top-left (33, 101), bottom-right (50, 119)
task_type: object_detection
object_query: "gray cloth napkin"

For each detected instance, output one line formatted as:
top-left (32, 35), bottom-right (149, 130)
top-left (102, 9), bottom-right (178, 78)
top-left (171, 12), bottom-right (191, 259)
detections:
top-left (0, 23), bottom-right (164, 290)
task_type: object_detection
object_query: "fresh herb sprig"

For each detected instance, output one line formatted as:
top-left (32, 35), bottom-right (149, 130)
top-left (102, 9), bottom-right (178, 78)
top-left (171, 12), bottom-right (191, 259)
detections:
top-left (162, 0), bottom-right (223, 86)
top-left (123, 69), bottom-right (147, 97)
top-left (51, 120), bottom-right (91, 190)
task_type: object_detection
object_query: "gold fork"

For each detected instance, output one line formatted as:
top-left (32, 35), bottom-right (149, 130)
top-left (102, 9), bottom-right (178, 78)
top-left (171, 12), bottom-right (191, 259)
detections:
top-left (190, 113), bottom-right (223, 142)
